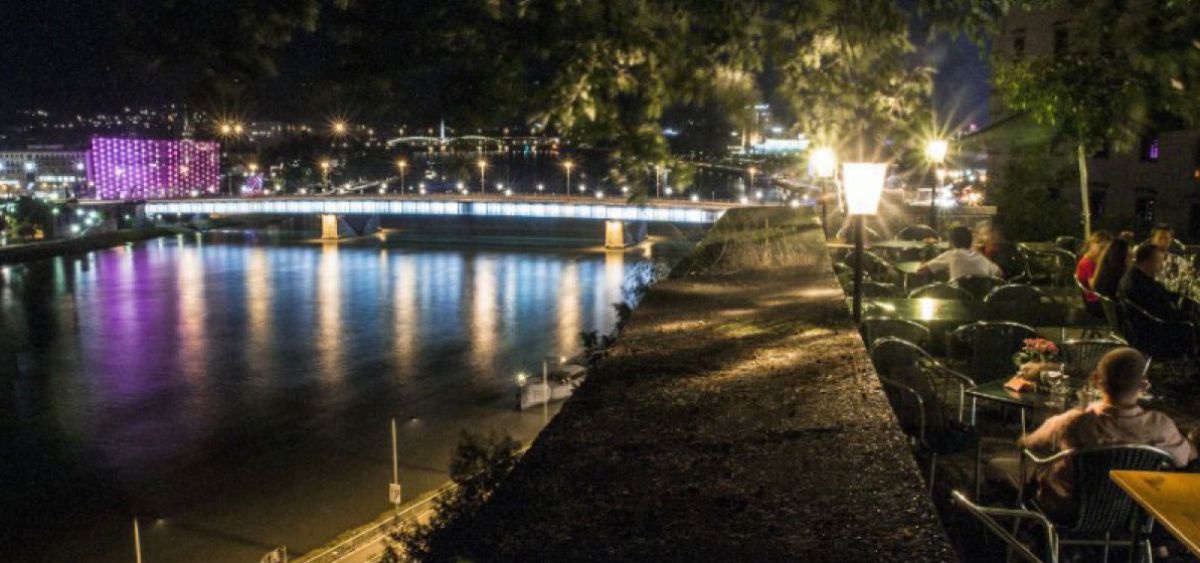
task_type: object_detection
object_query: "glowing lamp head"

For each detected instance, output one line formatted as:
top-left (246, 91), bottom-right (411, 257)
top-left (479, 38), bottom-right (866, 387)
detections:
top-left (536, 183), bottom-right (544, 191)
top-left (477, 160), bottom-right (487, 169)
top-left (396, 159), bottom-right (407, 169)
top-left (332, 121), bottom-right (348, 135)
top-left (563, 160), bottom-right (574, 170)
top-left (841, 162), bottom-right (888, 215)
top-left (811, 147), bottom-right (837, 178)
top-left (925, 139), bottom-right (949, 165)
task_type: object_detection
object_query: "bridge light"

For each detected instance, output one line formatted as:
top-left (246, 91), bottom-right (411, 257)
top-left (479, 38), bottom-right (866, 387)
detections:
top-left (578, 183), bottom-right (586, 193)
top-left (536, 183), bottom-right (544, 192)
top-left (621, 186), bottom-right (629, 194)
top-left (505, 189), bottom-right (514, 197)
top-left (690, 193), bottom-right (700, 202)
top-left (595, 190), bottom-right (604, 199)
top-left (739, 196), bottom-right (749, 204)
top-left (664, 187), bottom-right (673, 196)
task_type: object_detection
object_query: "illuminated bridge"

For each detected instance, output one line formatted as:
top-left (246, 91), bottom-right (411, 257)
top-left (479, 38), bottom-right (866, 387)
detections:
top-left (143, 195), bottom-right (735, 248)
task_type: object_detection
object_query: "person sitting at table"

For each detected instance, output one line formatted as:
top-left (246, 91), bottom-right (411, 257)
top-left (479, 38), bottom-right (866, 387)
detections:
top-left (917, 226), bottom-right (1002, 280)
top-left (1143, 224), bottom-right (1190, 280)
top-left (1119, 243), bottom-right (1189, 322)
top-left (1015, 348), bottom-right (1198, 522)
top-left (977, 221), bottom-right (1022, 279)
top-left (1076, 230), bottom-right (1113, 315)
top-left (1090, 237), bottom-right (1130, 300)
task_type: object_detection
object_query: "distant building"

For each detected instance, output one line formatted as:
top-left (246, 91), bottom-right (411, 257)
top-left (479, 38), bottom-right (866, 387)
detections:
top-left (88, 137), bottom-right (220, 200)
top-left (0, 148), bottom-right (89, 194)
top-left (984, 8), bottom-right (1200, 237)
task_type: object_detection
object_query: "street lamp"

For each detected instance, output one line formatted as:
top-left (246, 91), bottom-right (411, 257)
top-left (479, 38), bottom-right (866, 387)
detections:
top-left (748, 166), bottom-right (758, 191)
top-left (332, 120), bottom-right (348, 137)
top-left (396, 159), bottom-right (407, 193)
top-left (810, 148), bottom-right (837, 235)
top-left (477, 159), bottom-right (488, 193)
top-left (842, 162), bottom-right (888, 323)
top-left (563, 160), bottom-right (574, 197)
top-left (925, 139), bottom-right (949, 229)
top-left (320, 160), bottom-right (332, 191)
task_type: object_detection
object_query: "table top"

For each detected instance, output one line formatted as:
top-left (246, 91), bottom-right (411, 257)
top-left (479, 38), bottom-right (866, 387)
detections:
top-left (859, 298), bottom-right (1105, 328)
top-left (895, 261), bottom-right (923, 275)
top-left (1110, 470), bottom-right (1200, 558)
top-left (826, 240), bottom-right (946, 251)
top-left (965, 378), bottom-right (1087, 412)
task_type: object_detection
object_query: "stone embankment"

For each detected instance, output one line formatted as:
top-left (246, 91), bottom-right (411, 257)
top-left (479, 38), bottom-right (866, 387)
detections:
top-left (457, 207), bottom-right (957, 561)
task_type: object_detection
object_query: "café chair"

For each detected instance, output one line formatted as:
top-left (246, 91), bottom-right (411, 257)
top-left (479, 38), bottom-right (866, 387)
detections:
top-left (951, 321), bottom-right (1037, 382)
top-left (1013, 445), bottom-right (1175, 563)
top-left (896, 224), bottom-right (939, 242)
top-left (861, 318), bottom-right (930, 350)
top-left (871, 339), bottom-right (977, 494)
top-left (1059, 338), bottom-right (1127, 378)
top-left (1054, 235), bottom-right (1081, 254)
top-left (909, 282), bottom-right (973, 301)
top-left (951, 275), bottom-right (1005, 300)
top-left (951, 491), bottom-right (1058, 563)
top-left (859, 281), bottom-right (900, 299)
top-left (1024, 248), bottom-right (1077, 287)
top-left (984, 283), bottom-right (1043, 304)
top-left (1118, 300), bottom-right (1198, 359)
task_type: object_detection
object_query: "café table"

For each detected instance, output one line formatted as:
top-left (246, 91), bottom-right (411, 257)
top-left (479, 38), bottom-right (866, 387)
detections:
top-left (859, 298), bottom-right (1105, 329)
top-left (1110, 470), bottom-right (1200, 559)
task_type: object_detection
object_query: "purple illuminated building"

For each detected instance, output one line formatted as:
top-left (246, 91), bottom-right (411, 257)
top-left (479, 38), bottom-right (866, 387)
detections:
top-left (88, 137), bottom-right (220, 200)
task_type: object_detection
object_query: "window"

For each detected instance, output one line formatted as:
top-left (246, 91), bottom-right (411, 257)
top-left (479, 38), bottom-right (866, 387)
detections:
top-left (1012, 29), bottom-right (1026, 56)
top-left (1141, 136), bottom-right (1160, 162)
top-left (1053, 24), bottom-right (1069, 56)
top-left (1135, 194), bottom-right (1157, 231)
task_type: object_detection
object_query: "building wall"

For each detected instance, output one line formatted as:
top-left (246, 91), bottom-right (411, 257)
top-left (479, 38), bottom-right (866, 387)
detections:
top-left (88, 137), bottom-right (220, 200)
top-left (0, 150), bottom-right (89, 191)
top-left (989, 9), bottom-right (1200, 239)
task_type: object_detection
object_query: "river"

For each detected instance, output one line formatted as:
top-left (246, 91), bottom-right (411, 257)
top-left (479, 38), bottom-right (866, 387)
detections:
top-left (0, 231), bottom-right (658, 562)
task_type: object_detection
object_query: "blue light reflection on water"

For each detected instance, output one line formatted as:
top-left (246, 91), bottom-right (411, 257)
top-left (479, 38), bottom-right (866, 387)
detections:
top-left (0, 234), bottom-right (650, 562)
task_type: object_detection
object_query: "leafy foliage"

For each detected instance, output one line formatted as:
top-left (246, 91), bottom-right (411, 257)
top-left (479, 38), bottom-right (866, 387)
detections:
top-left (394, 431), bottom-right (522, 562)
top-left (987, 147), bottom-right (1078, 242)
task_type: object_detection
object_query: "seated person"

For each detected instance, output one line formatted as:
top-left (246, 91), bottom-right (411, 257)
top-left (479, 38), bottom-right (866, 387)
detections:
top-left (1118, 244), bottom-right (1188, 322)
top-left (918, 226), bottom-right (1002, 280)
top-left (1018, 348), bottom-right (1198, 521)
top-left (977, 221), bottom-right (1022, 279)
top-left (1076, 230), bottom-right (1113, 315)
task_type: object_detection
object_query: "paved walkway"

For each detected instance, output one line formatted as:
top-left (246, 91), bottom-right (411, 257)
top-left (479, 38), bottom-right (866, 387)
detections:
top-left (443, 209), bottom-right (957, 561)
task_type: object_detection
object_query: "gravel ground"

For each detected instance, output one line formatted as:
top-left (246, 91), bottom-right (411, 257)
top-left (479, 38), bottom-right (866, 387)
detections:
top-left (461, 209), bottom-right (957, 562)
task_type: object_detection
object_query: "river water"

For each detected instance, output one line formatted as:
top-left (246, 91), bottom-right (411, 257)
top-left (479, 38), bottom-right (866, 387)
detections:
top-left (0, 231), bottom-right (655, 562)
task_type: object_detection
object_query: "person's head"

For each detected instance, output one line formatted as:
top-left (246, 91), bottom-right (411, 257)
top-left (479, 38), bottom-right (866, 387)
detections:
top-left (1085, 230), bottom-right (1113, 259)
top-left (948, 226), bottom-right (973, 249)
top-left (1097, 238), bottom-right (1131, 273)
top-left (1150, 225), bottom-right (1175, 251)
top-left (1134, 243), bottom-right (1165, 276)
top-left (1092, 347), bottom-right (1151, 405)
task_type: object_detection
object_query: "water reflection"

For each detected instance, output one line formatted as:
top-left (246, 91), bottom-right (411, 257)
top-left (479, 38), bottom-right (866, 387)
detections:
top-left (0, 235), bottom-right (651, 562)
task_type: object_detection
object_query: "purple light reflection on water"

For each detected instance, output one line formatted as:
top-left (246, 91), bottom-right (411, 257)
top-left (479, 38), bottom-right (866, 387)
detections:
top-left (0, 234), bottom-right (645, 562)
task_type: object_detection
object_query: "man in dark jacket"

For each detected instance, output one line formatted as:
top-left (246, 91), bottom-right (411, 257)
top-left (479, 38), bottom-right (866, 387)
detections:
top-left (1118, 244), bottom-right (1186, 321)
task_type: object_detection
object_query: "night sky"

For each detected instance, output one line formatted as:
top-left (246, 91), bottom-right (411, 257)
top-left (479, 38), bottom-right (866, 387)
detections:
top-left (1, 0), bottom-right (991, 126)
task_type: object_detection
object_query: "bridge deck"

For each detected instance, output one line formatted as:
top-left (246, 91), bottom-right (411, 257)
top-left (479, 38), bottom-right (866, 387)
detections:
top-left (138, 195), bottom-right (738, 224)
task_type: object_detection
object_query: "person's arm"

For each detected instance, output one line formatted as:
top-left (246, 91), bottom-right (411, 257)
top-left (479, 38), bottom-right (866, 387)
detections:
top-left (1152, 414), bottom-right (1197, 466)
top-left (919, 251), bottom-right (950, 276)
top-left (1019, 411), bottom-right (1076, 454)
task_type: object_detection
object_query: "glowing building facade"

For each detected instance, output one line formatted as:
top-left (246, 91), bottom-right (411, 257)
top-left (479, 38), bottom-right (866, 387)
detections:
top-left (88, 137), bottom-right (220, 200)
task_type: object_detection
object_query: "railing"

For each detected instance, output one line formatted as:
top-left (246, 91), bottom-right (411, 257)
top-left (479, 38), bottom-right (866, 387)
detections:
top-left (295, 483), bottom-right (455, 563)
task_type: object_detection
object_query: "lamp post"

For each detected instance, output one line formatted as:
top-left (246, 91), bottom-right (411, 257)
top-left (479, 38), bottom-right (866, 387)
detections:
top-left (811, 148), bottom-right (837, 236)
top-left (843, 162), bottom-right (888, 323)
top-left (396, 159), bottom-right (407, 193)
top-left (654, 163), bottom-right (662, 198)
top-left (320, 160), bottom-right (331, 192)
top-left (563, 160), bottom-right (574, 197)
top-left (925, 139), bottom-right (949, 230)
top-left (477, 159), bottom-right (488, 193)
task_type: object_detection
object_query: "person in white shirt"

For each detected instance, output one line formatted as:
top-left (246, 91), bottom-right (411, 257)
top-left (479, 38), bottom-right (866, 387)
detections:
top-left (917, 226), bottom-right (1002, 280)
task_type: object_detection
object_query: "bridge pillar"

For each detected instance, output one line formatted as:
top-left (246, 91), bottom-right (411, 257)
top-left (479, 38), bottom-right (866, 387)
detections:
top-left (322, 214), bottom-right (382, 240)
top-left (321, 214), bottom-right (341, 239)
top-left (604, 220), bottom-right (647, 250)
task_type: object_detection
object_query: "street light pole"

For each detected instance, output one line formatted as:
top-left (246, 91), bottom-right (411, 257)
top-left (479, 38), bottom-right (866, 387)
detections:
top-left (397, 159), bottom-right (407, 194)
top-left (925, 140), bottom-right (949, 230)
top-left (563, 161), bottom-right (573, 198)
top-left (133, 517), bottom-right (143, 563)
top-left (478, 160), bottom-right (487, 194)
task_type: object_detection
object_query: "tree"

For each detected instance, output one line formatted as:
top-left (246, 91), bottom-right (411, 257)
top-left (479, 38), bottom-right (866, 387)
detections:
top-left (987, 145), bottom-right (1079, 242)
top-left (990, 0), bottom-right (1200, 238)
